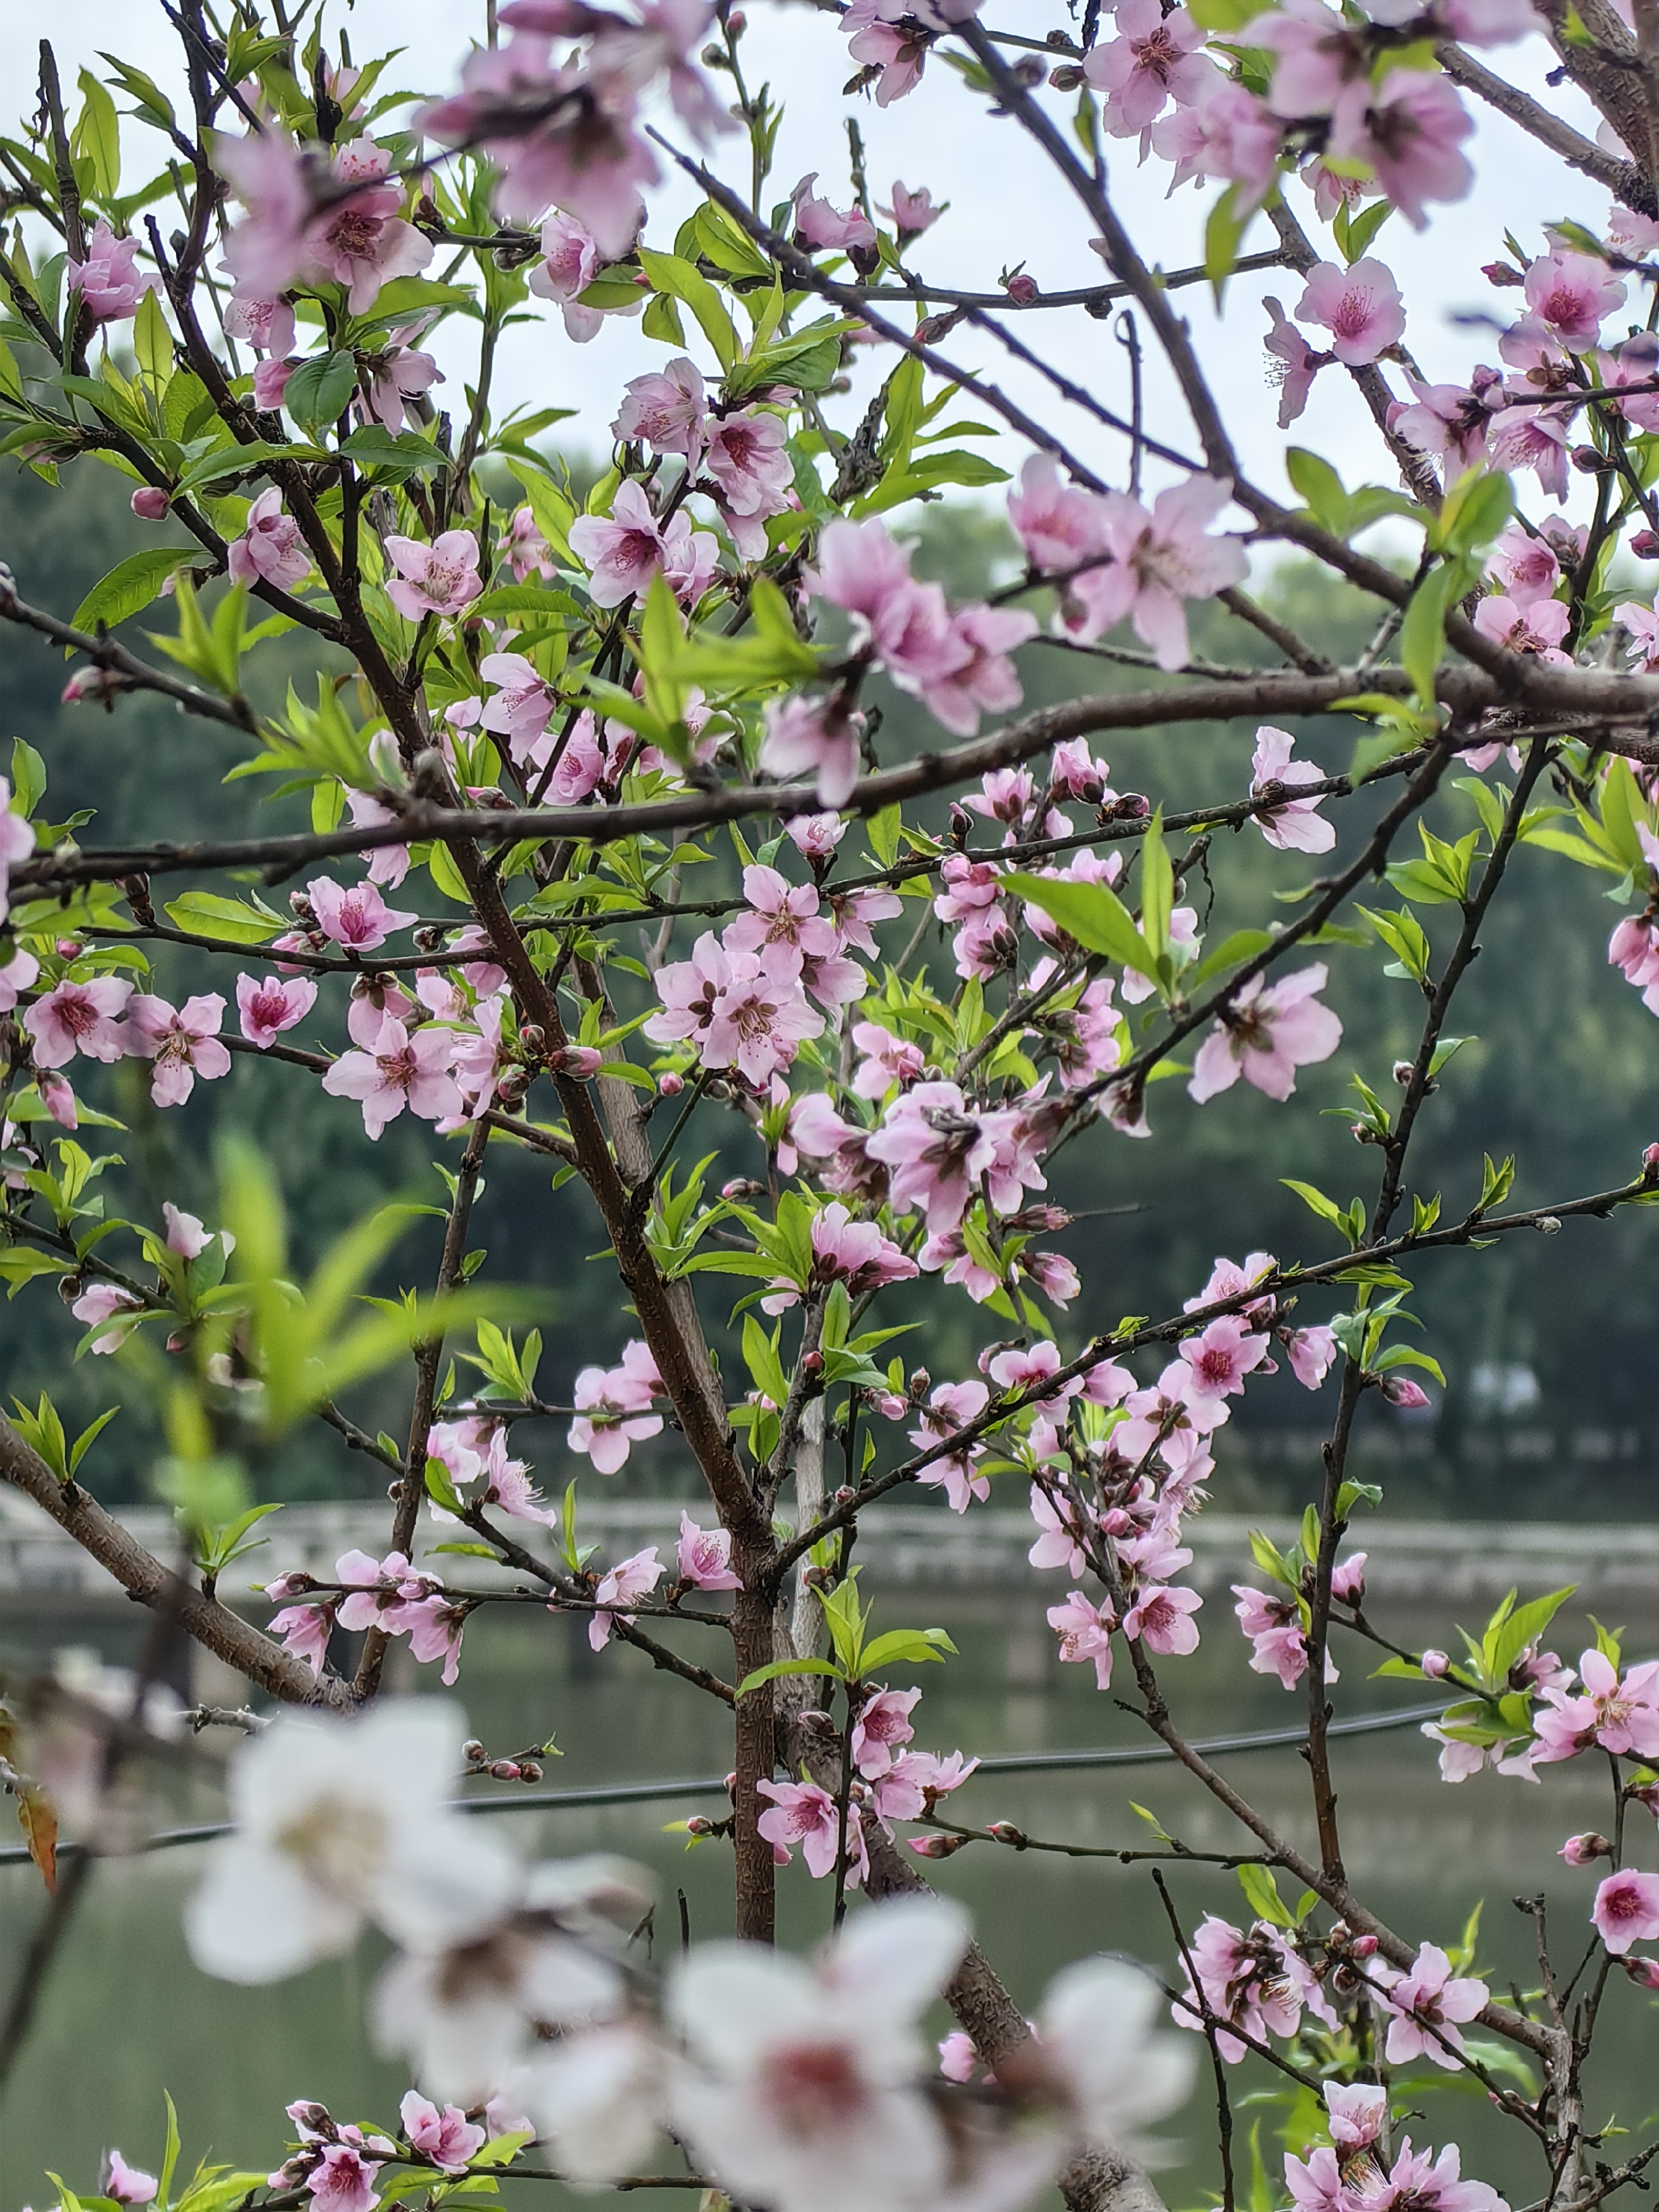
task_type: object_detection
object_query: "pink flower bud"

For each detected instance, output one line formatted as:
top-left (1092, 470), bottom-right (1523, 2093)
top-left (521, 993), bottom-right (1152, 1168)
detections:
top-left (1004, 274), bottom-right (1039, 305)
top-left (658, 1072), bottom-right (683, 1097)
top-left (1559, 1832), bottom-right (1613, 1865)
top-left (489, 1760), bottom-right (521, 1780)
top-left (1622, 1955), bottom-right (1659, 1989)
top-left (1350, 1933), bottom-right (1379, 1957)
top-left (1481, 261), bottom-right (1525, 286)
top-left (685, 1815), bottom-right (715, 1836)
top-left (907, 1831), bottom-right (968, 1858)
top-left (1630, 531), bottom-right (1659, 561)
top-left (1420, 1648), bottom-right (1450, 1678)
top-left (1379, 1374), bottom-right (1431, 1410)
top-left (986, 1821), bottom-right (1026, 1846)
top-left (130, 486), bottom-right (169, 520)
top-left (549, 1045), bottom-right (602, 1079)
top-left (1643, 1143), bottom-right (1659, 1178)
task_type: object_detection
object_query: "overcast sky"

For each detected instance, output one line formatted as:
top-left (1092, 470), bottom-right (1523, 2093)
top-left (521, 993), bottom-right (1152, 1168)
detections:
top-left (0, 1), bottom-right (1618, 519)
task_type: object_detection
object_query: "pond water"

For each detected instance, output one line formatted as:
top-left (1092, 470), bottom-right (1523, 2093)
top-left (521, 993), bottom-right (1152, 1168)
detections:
top-left (2, 1585), bottom-right (1656, 2212)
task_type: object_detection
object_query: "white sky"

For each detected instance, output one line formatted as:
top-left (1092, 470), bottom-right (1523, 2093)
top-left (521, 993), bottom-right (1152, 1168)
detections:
top-left (0, 1), bottom-right (1619, 519)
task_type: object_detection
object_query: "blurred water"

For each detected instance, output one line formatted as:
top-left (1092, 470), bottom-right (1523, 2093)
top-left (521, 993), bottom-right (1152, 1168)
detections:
top-left (2, 1588), bottom-right (1655, 2212)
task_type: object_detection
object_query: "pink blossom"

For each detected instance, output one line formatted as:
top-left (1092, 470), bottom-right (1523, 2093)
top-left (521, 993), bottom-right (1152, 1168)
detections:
top-left (1533, 1650), bottom-right (1659, 1762)
top-left (23, 976), bottom-right (131, 1067)
top-left (307, 2143), bottom-right (382, 2212)
top-left (1063, 476), bottom-right (1247, 670)
top-left (1524, 249), bottom-right (1624, 348)
top-left (1607, 910), bottom-right (1659, 1015)
top-left (1028, 1482), bottom-right (1088, 1576)
top-left (224, 294), bottom-right (297, 357)
top-left (1288, 1325), bottom-right (1338, 1389)
top-left (66, 220), bottom-right (157, 322)
top-left (568, 1349), bottom-right (663, 1473)
top-left (384, 531), bottom-right (481, 620)
top-left (911, 1379), bottom-right (992, 1513)
top-left (760, 695), bottom-right (862, 809)
top-left (810, 515), bottom-right (919, 618)
top-left (1369, 2138), bottom-right (1508, 2212)
top-left (420, 33), bottom-right (655, 259)
top-left (1189, 963), bottom-right (1343, 1103)
top-left (365, 340), bottom-right (443, 435)
top-left (1489, 524), bottom-right (1562, 607)
top-left (880, 182), bottom-right (944, 236)
top-left (660, 939), bottom-right (822, 1085)
top-left (1295, 257), bottom-right (1405, 365)
top-left (1048, 739), bottom-right (1113, 803)
top-left (1151, 81), bottom-right (1283, 213)
top-left (852, 1022), bottom-right (926, 1099)
top-left (474, 1428), bottom-right (559, 1525)
top-left (72, 1281), bottom-right (143, 1354)
top-left (308, 876), bottom-right (418, 951)
top-left (0, 779), bottom-right (35, 920)
top-left (300, 140), bottom-right (431, 313)
top-left (1263, 297), bottom-right (1324, 427)
top-left (321, 1010), bottom-right (462, 1139)
top-left (844, 6), bottom-right (929, 105)
top-left (1472, 591), bottom-right (1572, 665)
top-left (215, 132), bottom-right (314, 298)
top-left (1123, 1583), bottom-right (1203, 1653)
top-left (1329, 70), bottom-right (1474, 231)
top-left (791, 173), bottom-right (876, 252)
top-left (229, 486), bottom-right (310, 593)
top-left (479, 651), bottom-right (557, 764)
top-left (528, 210), bottom-right (606, 341)
top-left (724, 865), bottom-right (837, 969)
top-left (799, 1202), bottom-right (918, 1301)
top-left (401, 2091), bottom-right (485, 2173)
top-left (1379, 1943), bottom-right (1489, 2065)
top-left (677, 1511), bottom-right (741, 1591)
top-left (1393, 372), bottom-right (1499, 476)
top-left (852, 1686), bottom-right (921, 1778)
top-left (1048, 1589), bottom-right (1116, 1688)
top-left (345, 791), bottom-right (410, 889)
top-left (1325, 2081), bottom-right (1387, 2151)
top-left (161, 1203), bottom-right (215, 1261)
top-left (253, 356), bottom-right (290, 411)
top-left (1601, 1876), bottom-right (1659, 1964)
top-left (1330, 1552), bottom-right (1367, 1605)
top-left (1249, 0), bottom-right (1370, 120)
top-left (403, 1593), bottom-right (468, 1684)
top-left (1178, 1317), bottom-right (1270, 1403)
top-left (1233, 1584), bottom-right (1311, 1689)
top-left (1283, 2148), bottom-right (1349, 2212)
top-left (756, 1777), bottom-right (866, 1882)
top-left (1085, 0), bottom-right (1215, 136)
top-left (939, 2030), bottom-right (979, 2081)
top-left (706, 410), bottom-right (793, 523)
top-left (787, 812), bottom-right (846, 861)
top-left (1486, 403), bottom-right (1572, 500)
top-left (127, 992), bottom-right (231, 1107)
top-left (1251, 726), bottom-right (1335, 852)
top-left (1614, 599), bottom-right (1659, 676)
top-left (1008, 453), bottom-right (1110, 574)
top-left (919, 604), bottom-right (1038, 738)
top-left (588, 1544), bottom-right (665, 1649)
top-left (569, 479), bottom-right (717, 608)
top-left (103, 2153), bottom-right (159, 2205)
top-left (1179, 1913), bottom-right (1334, 2062)
top-left (614, 356), bottom-right (707, 456)
top-left (866, 1081), bottom-right (1004, 1236)
top-left (506, 505), bottom-right (557, 583)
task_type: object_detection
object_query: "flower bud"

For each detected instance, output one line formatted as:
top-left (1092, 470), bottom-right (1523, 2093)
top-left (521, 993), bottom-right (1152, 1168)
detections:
top-left (1481, 261), bottom-right (1525, 286)
top-left (835, 1485), bottom-right (857, 1506)
top-left (799, 1349), bottom-right (824, 1378)
top-left (1534, 1215), bottom-right (1561, 1234)
top-left (518, 1761), bottom-right (543, 1784)
top-left (1379, 1374), bottom-right (1431, 1410)
top-left (130, 486), bottom-right (170, 520)
top-left (289, 892), bottom-right (316, 922)
top-left (986, 1820), bottom-right (1027, 1847)
top-left (1622, 1955), bottom-right (1659, 1989)
top-left (1569, 444), bottom-right (1608, 474)
top-left (489, 1759), bottom-right (521, 1781)
top-left (1350, 1933), bottom-right (1379, 1958)
top-left (685, 1814), bottom-right (716, 1836)
top-left (727, 9), bottom-right (746, 28)
top-left (1049, 63), bottom-right (1086, 89)
top-left (414, 926), bottom-right (445, 953)
top-left (548, 1045), bottom-right (602, 1080)
top-left (1420, 1648), bottom-right (1449, 1678)
top-left (1004, 274), bottom-right (1039, 305)
top-left (1558, 1831), bottom-right (1612, 1865)
top-left (1643, 1142), bottom-right (1659, 1180)
top-left (723, 1178), bottom-right (766, 1199)
top-left (908, 1368), bottom-right (931, 1398)
top-left (907, 1831), bottom-right (968, 1858)
top-left (658, 1071), bottom-right (684, 1097)
top-left (1631, 530), bottom-right (1659, 561)
top-left (519, 1024), bottom-right (546, 1059)
top-left (462, 1739), bottom-right (486, 1763)
top-left (1392, 1059), bottom-right (1414, 1085)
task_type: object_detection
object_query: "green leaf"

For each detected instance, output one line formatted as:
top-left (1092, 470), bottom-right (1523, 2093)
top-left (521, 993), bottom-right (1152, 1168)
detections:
top-left (1001, 871), bottom-right (1156, 979)
top-left (1399, 563), bottom-right (1459, 705)
top-left (860, 1626), bottom-right (958, 1672)
top-left (736, 1656), bottom-right (843, 1697)
top-left (72, 71), bottom-right (122, 202)
top-left (1204, 182), bottom-right (1252, 299)
top-left (1140, 807), bottom-right (1172, 960)
top-left (162, 892), bottom-right (280, 945)
top-left (71, 547), bottom-right (194, 632)
top-left (283, 349), bottom-right (357, 428)
top-left (638, 248), bottom-right (739, 370)
top-left (10, 738), bottom-right (47, 818)
top-left (1237, 1861), bottom-right (1295, 1928)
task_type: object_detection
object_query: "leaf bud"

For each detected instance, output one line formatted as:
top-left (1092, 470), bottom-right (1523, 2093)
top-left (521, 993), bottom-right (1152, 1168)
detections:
top-left (1534, 1215), bottom-right (1561, 1234)
top-left (1392, 1059), bottom-right (1414, 1085)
